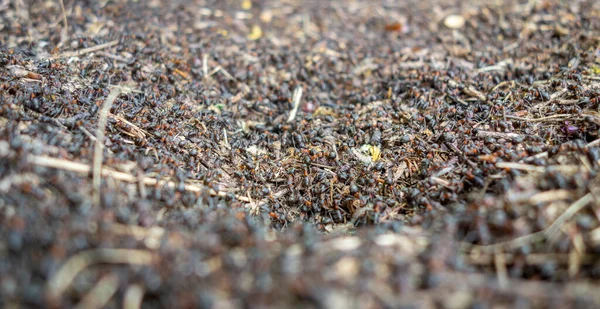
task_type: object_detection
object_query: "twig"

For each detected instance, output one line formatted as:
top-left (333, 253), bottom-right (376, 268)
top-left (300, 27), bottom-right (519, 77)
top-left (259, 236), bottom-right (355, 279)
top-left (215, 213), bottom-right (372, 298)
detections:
top-left (491, 80), bottom-right (513, 92)
top-left (79, 126), bottom-right (97, 142)
top-left (310, 162), bottom-right (336, 170)
top-left (522, 138), bottom-right (600, 161)
top-left (96, 51), bottom-right (132, 63)
top-left (545, 193), bottom-right (594, 240)
top-left (463, 86), bottom-right (487, 102)
top-left (529, 190), bottom-right (573, 204)
top-left (477, 59), bottom-right (512, 73)
top-left (46, 249), bottom-right (154, 303)
top-left (437, 271), bottom-right (600, 305)
top-left (49, 40), bottom-right (119, 60)
top-left (93, 87), bottom-right (123, 206)
top-left (463, 193), bottom-right (593, 253)
top-left (506, 114), bottom-right (575, 122)
top-left (477, 130), bottom-right (526, 140)
top-left (217, 66), bottom-right (236, 81)
top-left (496, 162), bottom-right (581, 174)
top-left (429, 176), bottom-right (453, 188)
top-left (494, 251), bottom-right (508, 290)
top-left (287, 86), bottom-right (303, 122)
top-left (202, 54), bottom-right (209, 78)
top-left (108, 223), bottom-right (165, 250)
top-left (73, 274), bottom-right (119, 309)
top-left (123, 284), bottom-right (145, 309)
top-left (495, 162), bottom-right (545, 173)
top-left (569, 234), bottom-right (585, 277)
top-left (467, 252), bottom-right (597, 266)
top-left (28, 155), bottom-right (251, 202)
top-left (223, 128), bottom-right (230, 149)
top-left (58, 0), bottom-right (68, 38)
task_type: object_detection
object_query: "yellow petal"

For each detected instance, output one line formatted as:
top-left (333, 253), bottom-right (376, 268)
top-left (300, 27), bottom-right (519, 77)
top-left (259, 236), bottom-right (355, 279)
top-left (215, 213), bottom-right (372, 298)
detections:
top-left (370, 145), bottom-right (381, 162)
top-left (242, 0), bottom-right (252, 10)
top-left (247, 25), bottom-right (262, 40)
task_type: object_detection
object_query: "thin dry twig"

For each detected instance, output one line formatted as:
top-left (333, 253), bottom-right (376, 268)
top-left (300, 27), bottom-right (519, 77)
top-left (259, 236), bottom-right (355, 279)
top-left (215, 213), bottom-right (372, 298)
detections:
top-left (46, 249), bottom-right (155, 303)
top-left (58, 0), bottom-right (68, 38)
top-left (73, 274), bottom-right (119, 309)
top-left (495, 162), bottom-right (546, 173)
top-left (109, 223), bottom-right (165, 250)
top-left (202, 53), bottom-right (209, 78)
top-left (506, 114), bottom-right (576, 122)
top-left (287, 86), bottom-right (303, 123)
top-left (463, 86), bottom-right (487, 102)
top-left (29, 155), bottom-right (252, 202)
top-left (462, 193), bottom-right (593, 253)
top-left (496, 162), bottom-right (582, 175)
top-left (494, 251), bottom-right (508, 289)
top-left (476, 130), bottom-right (526, 140)
top-left (545, 193), bottom-right (594, 240)
top-left (49, 40), bottom-right (119, 60)
top-left (522, 137), bottom-right (600, 161)
top-left (123, 284), bottom-right (145, 309)
top-left (96, 51), bottom-right (132, 63)
top-left (93, 87), bottom-right (123, 206)
top-left (528, 190), bottom-right (573, 204)
top-left (468, 252), bottom-right (597, 266)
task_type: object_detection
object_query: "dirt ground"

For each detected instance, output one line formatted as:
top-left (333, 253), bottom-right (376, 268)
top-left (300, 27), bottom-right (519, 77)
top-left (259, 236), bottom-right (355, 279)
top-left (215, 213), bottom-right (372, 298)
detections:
top-left (2, 0), bottom-right (600, 308)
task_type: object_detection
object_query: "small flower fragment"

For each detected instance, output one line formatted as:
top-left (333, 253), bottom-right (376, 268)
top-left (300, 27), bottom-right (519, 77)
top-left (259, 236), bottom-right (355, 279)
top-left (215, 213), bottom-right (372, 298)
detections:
top-left (247, 25), bottom-right (263, 40)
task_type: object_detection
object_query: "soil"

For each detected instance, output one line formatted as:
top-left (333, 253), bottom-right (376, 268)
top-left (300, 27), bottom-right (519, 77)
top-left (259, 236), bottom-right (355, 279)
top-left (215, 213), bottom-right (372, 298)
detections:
top-left (2, 0), bottom-right (600, 308)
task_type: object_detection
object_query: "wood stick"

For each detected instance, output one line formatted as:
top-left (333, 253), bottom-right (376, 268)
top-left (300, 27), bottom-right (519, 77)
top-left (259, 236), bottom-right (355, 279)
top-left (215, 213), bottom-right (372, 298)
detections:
top-left (28, 155), bottom-right (251, 202)
top-left (93, 87), bottom-right (123, 206)
top-left (50, 40), bottom-right (119, 60)
top-left (463, 193), bottom-right (593, 253)
top-left (73, 274), bottom-right (119, 309)
top-left (47, 249), bottom-right (154, 303)
top-left (123, 284), bottom-right (145, 309)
